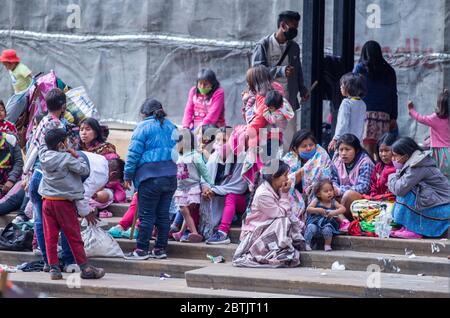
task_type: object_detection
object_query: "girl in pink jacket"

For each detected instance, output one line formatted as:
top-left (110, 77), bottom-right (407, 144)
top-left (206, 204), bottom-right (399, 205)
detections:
top-left (408, 89), bottom-right (450, 181)
top-left (182, 69), bottom-right (226, 130)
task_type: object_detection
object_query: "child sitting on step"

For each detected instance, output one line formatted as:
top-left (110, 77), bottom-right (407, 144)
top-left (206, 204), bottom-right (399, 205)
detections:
top-left (305, 179), bottom-right (346, 251)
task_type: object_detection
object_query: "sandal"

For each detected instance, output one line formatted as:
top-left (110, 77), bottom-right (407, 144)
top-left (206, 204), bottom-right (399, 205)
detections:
top-left (187, 233), bottom-right (203, 243)
top-left (99, 210), bottom-right (113, 218)
top-left (80, 265), bottom-right (106, 279)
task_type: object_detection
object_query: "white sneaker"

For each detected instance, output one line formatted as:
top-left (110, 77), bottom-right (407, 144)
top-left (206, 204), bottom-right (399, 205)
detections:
top-left (64, 264), bottom-right (81, 273)
top-left (33, 248), bottom-right (43, 256)
top-left (12, 216), bottom-right (25, 224)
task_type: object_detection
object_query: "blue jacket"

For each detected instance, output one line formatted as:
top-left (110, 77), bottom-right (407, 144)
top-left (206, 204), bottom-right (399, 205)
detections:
top-left (124, 116), bottom-right (177, 188)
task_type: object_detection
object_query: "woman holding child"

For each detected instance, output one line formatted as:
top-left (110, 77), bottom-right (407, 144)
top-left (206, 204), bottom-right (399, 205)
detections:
top-left (283, 130), bottom-right (332, 201)
top-left (79, 118), bottom-right (126, 216)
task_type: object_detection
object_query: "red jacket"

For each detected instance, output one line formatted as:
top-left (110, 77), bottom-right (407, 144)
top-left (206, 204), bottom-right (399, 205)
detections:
top-left (369, 162), bottom-right (396, 197)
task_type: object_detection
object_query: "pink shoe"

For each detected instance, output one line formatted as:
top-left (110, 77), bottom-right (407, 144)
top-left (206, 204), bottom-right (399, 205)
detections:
top-left (339, 220), bottom-right (351, 233)
top-left (394, 229), bottom-right (422, 239)
top-left (99, 210), bottom-right (113, 218)
top-left (172, 231), bottom-right (183, 241)
top-left (390, 227), bottom-right (406, 238)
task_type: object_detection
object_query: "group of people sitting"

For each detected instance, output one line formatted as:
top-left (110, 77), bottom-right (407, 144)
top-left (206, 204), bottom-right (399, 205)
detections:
top-left (1, 25), bottom-right (449, 277)
top-left (110, 62), bottom-right (449, 269)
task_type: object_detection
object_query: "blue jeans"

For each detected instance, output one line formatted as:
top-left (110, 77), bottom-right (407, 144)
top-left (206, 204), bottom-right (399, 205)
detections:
top-left (30, 170), bottom-right (75, 265)
top-left (137, 176), bottom-right (177, 251)
top-left (0, 188), bottom-right (25, 216)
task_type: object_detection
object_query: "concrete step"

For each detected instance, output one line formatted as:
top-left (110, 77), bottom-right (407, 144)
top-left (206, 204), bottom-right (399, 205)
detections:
top-left (300, 250), bottom-right (450, 277)
top-left (0, 213), bottom-right (17, 228)
top-left (117, 239), bottom-right (238, 261)
top-left (108, 203), bottom-right (131, 218)
top-left (0, 251), bottom-right (210, 279)
top-left (8, 272), bottom-right (307, 298)
top-left (332, 236), bottom-right (449, 258)
top-left (185, 264), bottom-right (450, 298)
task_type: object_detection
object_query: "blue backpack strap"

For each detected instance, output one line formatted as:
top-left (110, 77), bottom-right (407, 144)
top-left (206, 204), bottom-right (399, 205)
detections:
top-left (77, 151), bottom-right (90, 183)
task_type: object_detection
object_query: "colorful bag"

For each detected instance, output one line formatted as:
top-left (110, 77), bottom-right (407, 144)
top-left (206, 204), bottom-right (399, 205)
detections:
top-left (351, 200), bottom-right (394, 222)
top-left (66, 87), bottom-right (99, 119)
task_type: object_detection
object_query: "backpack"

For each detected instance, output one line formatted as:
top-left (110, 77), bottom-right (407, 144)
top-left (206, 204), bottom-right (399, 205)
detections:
top-left (0, 222), bottom-right (34, 252)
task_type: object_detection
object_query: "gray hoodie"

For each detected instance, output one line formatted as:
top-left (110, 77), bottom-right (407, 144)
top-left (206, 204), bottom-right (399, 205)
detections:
top-left (38, 145), bottom-right (90, 201)
top-left (388, 150), bottom-right (450, 210)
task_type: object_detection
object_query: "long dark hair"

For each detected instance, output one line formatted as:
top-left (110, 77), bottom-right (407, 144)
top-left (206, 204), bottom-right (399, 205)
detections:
top-left (392, 137), bottom-right (422, 158)
top-left (197, 69), bottom-right (220, 101)
top-left (376, 132), bottom-right (397, 164)
top-left (247, 160), bottom-right (291, 209)
top-left (289, 130), bottom-right (317, 154)
top-left (359, 41), bottom-right (395, 81)
top-left (336, 134), bottom-right (375, 164)
top-left (436, 89), bottom-right (449, 119)
top-left (80, 117), bottom-right (105, 144)
top-left (140, 99), bottom-right (167, 127)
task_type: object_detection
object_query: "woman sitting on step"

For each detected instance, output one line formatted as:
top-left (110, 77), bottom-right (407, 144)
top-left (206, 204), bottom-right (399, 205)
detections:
top-left (282, 130), bottom-right (332, 204)
top-left (349, 133), bottom-right (398, 234)
top-left (330, 134), bottom-right (376, 232)
top-left (388, 137), bottom-right (450, 239)
top-left (232, 160), bottom-right (305, 268)
top-left (80, 118), bottom-right (126, 217)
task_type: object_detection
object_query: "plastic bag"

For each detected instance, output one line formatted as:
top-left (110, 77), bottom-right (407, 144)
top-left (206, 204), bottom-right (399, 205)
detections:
top-left (66, 87), bottom-right (99, 119)
top-left (373, 203), bottom-right (393, 239)
top-left (81, 223), bottom-right (124, 258)
top-left (5, 90), bottom-right (29, 124)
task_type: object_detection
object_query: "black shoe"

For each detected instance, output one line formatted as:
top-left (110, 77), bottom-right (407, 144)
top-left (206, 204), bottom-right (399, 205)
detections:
top-left (124, 249), bottom-right (150, 260)
top-left (149, 248), bottom-right (167, 259)
top-left (50, 266), bottom-right (63, 280)
top-left (80, 265), bottom-right (105, 280)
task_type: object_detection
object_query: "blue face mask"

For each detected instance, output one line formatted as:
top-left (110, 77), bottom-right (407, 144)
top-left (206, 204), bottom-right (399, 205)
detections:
top-left (299, 147), bottom-right (317, 161)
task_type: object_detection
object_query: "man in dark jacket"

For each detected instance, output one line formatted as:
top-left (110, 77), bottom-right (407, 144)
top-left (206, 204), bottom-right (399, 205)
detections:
top-left (252, 10), bottom-right (309, 111)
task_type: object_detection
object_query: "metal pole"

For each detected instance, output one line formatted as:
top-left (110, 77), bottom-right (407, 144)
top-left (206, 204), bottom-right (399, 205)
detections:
top-left (333, 0), bottom-right (356, 73)
top-left (302, 0), bottom-right (325, 143)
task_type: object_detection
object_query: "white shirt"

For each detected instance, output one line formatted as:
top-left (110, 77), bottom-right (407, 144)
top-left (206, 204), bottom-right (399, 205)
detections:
top-left (334, 98), bottom-right (367, 142)
top-left (75, 151), bottom-right (109, 217)
top-left (268, 34), bottom-right (289, 92)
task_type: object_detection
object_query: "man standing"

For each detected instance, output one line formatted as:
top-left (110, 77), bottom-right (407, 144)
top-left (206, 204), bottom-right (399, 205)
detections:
top-left (252, 11), bottom-right (309, 111)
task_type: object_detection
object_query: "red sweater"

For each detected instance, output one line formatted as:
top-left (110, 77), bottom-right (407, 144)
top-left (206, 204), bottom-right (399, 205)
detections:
top-left (369, 162), bottom-right (396, 197)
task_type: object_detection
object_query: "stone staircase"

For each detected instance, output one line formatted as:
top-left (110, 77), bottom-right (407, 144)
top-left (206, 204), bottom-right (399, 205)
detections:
top-left (1, 203), bottom-right (449, 298)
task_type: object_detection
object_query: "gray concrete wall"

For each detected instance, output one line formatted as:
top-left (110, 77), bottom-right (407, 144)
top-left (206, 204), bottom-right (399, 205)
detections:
top-left (0, 0), bottom-right (448, 142)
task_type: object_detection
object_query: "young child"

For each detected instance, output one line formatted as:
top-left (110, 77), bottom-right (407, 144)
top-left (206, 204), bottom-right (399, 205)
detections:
top-left (90, 158), bottom-right (126, 217)
top-left (408, 89), bottom-right (450, 181)
top-left (364, 133), bottom-right (397, 200)
top-left (263, 90), bottom-right (295, 157)
top-left (172, 129), bottom-right (213, 243)
top-left (305, 179), bottom-right (346, 252)
top-left (263, 90), bottom-right (294, 133)
top-left (38, 128), bottom-right (105, 280)
top-left (0, 49), bottom-right (32, 94)
top-left (328, 73), bottom-right (367, 152)
top-left (0, 100), bottom-right (18, 134)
